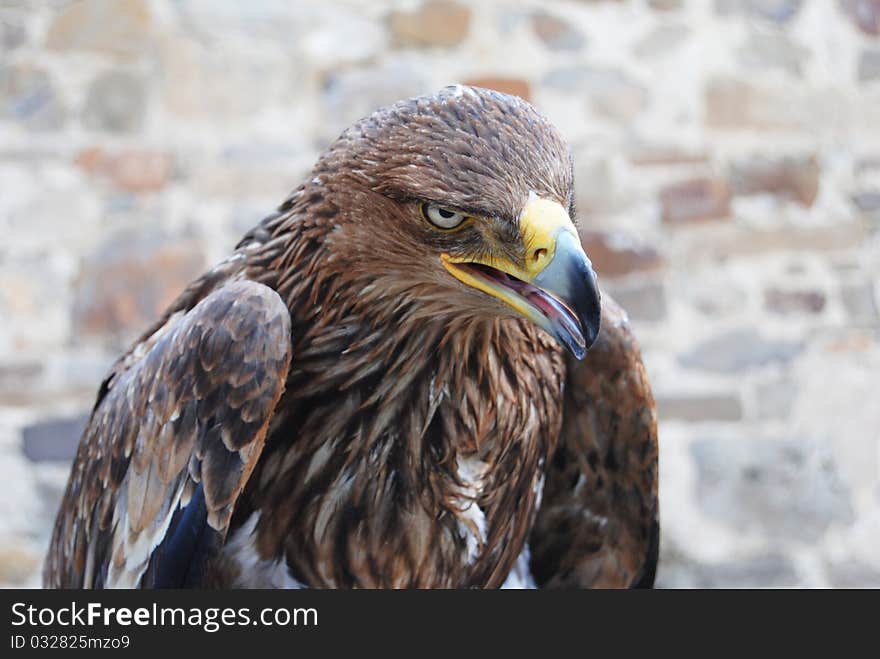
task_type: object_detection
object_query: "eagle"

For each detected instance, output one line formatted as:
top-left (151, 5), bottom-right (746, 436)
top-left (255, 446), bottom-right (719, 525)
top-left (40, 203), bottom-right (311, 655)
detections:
top-left (45, 86), bottom-right (658, 589)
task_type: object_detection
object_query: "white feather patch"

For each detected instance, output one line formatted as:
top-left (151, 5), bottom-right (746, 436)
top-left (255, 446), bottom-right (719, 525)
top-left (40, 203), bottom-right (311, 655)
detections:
top-left (223, 513), bottom-right (306, 589)
top-left (500, 473), bottom-right (544, 589)
top-left (501, 544), bottom-right (537, 589)
top-left (451, 455), bottom-right (488, 564)
top-left (106, 476), bottom-right (187, 589)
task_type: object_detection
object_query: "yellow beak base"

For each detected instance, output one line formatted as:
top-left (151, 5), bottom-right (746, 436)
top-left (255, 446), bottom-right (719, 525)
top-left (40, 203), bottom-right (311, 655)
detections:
top-left (440, 196), bottom-right (602, 358)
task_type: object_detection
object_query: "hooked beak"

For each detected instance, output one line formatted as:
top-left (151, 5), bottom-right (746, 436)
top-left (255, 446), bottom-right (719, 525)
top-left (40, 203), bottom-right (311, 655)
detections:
top-left (441, 196), bottom-right (601, 359)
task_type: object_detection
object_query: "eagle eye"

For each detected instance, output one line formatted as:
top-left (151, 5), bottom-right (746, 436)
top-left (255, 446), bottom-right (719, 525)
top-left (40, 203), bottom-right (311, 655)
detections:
top-left (422, 203), bottom-right (466, 230)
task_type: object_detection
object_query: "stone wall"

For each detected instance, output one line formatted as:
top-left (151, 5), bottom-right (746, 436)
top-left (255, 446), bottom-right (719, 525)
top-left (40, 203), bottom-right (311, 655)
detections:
top-left (1, 0), bottom-right (878, 588)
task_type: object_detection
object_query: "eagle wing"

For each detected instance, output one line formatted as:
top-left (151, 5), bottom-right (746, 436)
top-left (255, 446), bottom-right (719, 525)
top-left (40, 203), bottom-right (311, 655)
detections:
top-left (529, 295), bottom-right (659, 588)
top-left (44, 280), bottom-right (292, 588)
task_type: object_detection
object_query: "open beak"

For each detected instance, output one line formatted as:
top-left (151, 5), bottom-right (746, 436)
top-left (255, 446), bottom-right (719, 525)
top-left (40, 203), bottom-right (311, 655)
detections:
top-left (441, 196), bottom-right (601, 359)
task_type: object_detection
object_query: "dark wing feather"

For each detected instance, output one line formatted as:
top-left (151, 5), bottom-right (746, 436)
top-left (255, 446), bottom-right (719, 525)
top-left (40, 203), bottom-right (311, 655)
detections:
top-left (529, 295), bottom-right (659, 588)
top-left (43, 280), bottom-right (292, 588)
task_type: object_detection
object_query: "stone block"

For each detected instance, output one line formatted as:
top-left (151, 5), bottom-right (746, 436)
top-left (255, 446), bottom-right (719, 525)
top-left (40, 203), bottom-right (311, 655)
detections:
top-left (45, 0), bottom-right (152, 59)
top-left (72, 228), bottom-right (205, 343)
top-left (1, 15), bottom-right (26, 51)
top-left (679, 328), bottom-right (803, 373)
top-left (858, 50), bottom-right (880, 82)
top-left (705, 76), bottom-right (801, 130)
top-left (0, 63), bottom-right (65, 131)
top-left (715, 0), bottom-right (804, 23)
top-left (647, 0), bottom-right (684, 10)
top-left (82, 70), bottom-right (147, 133)
top-left (852, 192), bottom-right (880, 212)
top-left (321, 62), bottom-right (428, 140)
top-left (660, 178), bottom-right (732, 224)
top-left (579, 230), bottom-right (664, 278)
top-left (656, 393), bottom-right (744, 421)
top-left (840, 282), bottom-right (879, 324)
top-left (0, 362), bottom-right (43, 406)
top-left (0, 540), bottom-right (40, 586)
top-left (76, 148), bottom-right (174, 194)
top-left (530, 10), bottom-right (586, 51)
top-left (763, 287), bottom-right (826, 315)
top-left (462, 77), bottom-right (531, 102)
top-left (544, 67), bottom-right (649, 122)
top-left (756, 378), bottom-right (798, 420)
top-left (839, 0), bottom-right (880, 36)
top-left (388, 1), bottom-right (471, 48)
top-left (729, 155), bottom-right (820, 207)
top-left (605, 280), bottom-right (667, 322)
top-left (633, 24), bottom-right (690, 59)
top-left (737, 32), bottom-right (810, 76)
top-left (825, 561), bottom-right (880, 587)
top-left (658, 553), bottom-right (800, 588)
top-left (691, 436), bottom-right (854, 542)
top-left (21, 414), bottom-right (89, 463)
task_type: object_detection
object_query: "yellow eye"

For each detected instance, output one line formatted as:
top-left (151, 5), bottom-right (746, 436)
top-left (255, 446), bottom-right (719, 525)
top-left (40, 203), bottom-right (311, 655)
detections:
top-left (422, 204), bottom-right (466, 230)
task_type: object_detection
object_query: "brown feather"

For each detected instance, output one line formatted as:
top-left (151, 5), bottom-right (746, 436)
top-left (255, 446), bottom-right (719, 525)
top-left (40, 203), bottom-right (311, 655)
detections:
top-left (529, 297), bottom-right (659, 588)
top-left (45, 86), bottom-right (657, 589)
top-left (44, 281), bottom-right (291, 587)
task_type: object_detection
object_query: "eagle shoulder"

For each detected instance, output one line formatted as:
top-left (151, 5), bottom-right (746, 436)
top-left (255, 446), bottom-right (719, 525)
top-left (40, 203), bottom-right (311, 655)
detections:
top-left (44, 280), bottom-right (292, 588)
top-left (529, 294), bottom-right (660, 588)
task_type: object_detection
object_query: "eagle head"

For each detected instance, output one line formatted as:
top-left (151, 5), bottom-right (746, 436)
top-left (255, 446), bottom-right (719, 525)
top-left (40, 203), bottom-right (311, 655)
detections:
top-left (310, 85), bottom-right (601, 359)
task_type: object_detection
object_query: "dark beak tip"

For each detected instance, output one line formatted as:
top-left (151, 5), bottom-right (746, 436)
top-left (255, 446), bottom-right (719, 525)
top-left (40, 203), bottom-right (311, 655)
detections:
top-left (560, 335), bottom-right (586, 361)
top-left (566, 316), bottom-right (599, 361)
top-left (584, 306), bottom-right (601, 348)
top-left (575, 273), bottom-right (602, 359)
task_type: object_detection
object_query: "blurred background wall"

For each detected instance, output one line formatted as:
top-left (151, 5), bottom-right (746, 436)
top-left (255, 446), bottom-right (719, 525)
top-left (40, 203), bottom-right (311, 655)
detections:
top-left (1, 0), bottom-right (879, 588)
